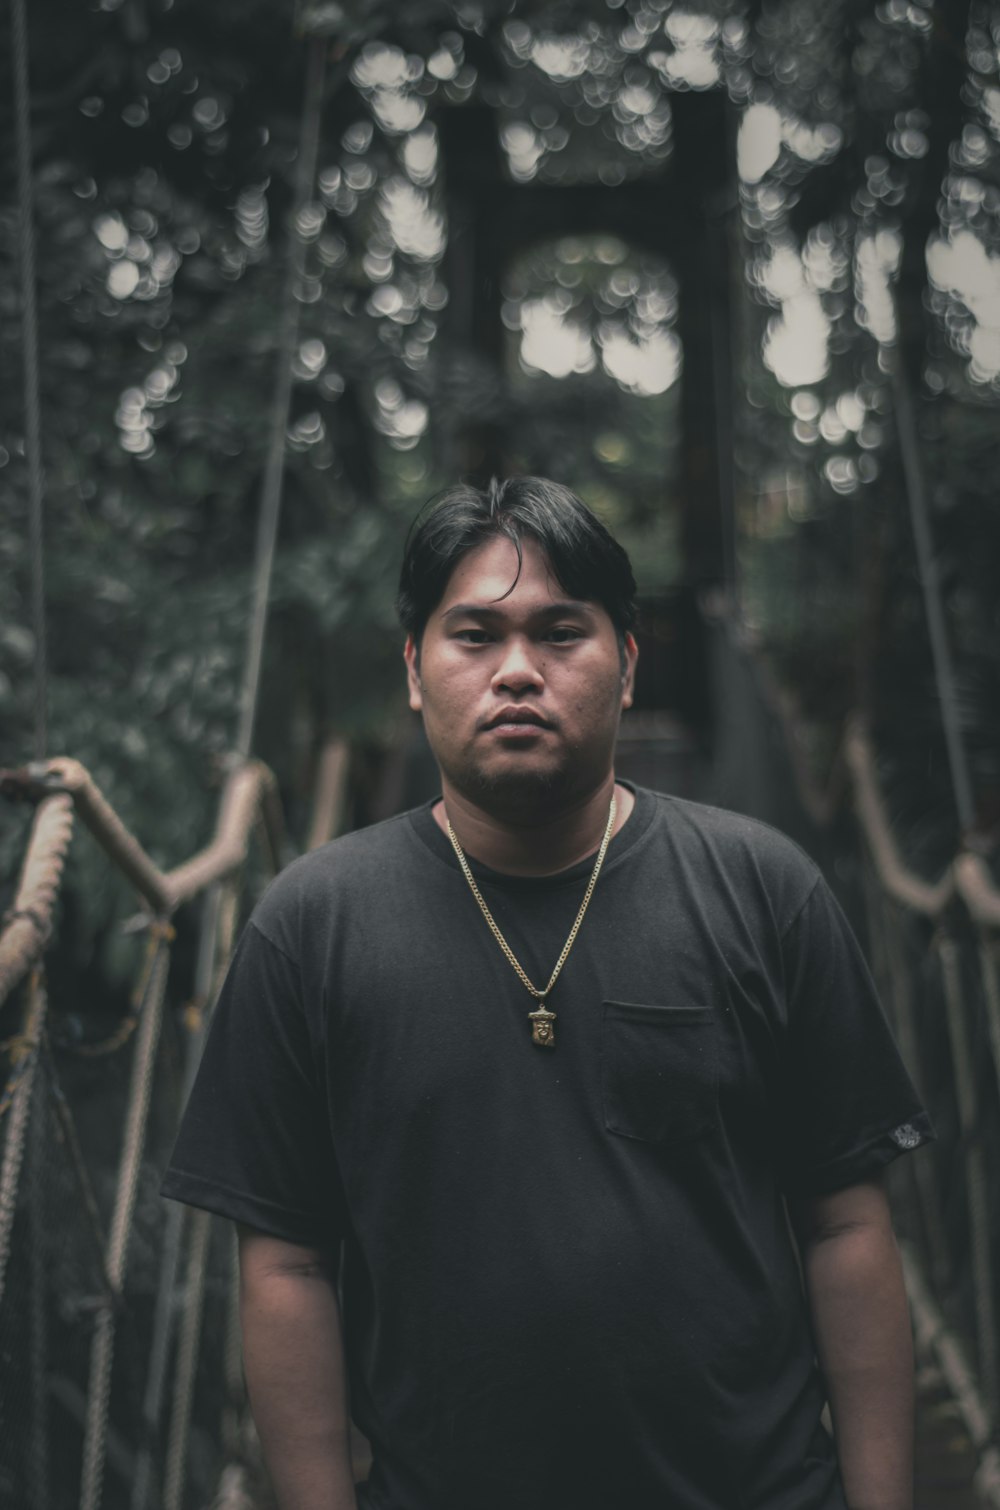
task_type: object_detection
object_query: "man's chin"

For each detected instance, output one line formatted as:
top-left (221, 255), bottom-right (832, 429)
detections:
top-left (451, 757), bottom-right (564, 803)
top-left (474, 766), bottom-right (560, 797)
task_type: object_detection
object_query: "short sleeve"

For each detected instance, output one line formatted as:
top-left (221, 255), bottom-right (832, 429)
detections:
top-left (161, 920), bottom-right (345, 1248)
top-left (777, 877), bottom-right (933, 1196)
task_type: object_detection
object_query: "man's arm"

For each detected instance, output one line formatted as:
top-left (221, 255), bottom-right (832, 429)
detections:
top-left (238, 1227), bottom-right (357, 1510)
top-left (791, 1176), bottom-right (914, 1510)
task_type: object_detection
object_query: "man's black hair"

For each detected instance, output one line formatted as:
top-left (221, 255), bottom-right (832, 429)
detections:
top-left (396, 476), bottom-right (638, 642)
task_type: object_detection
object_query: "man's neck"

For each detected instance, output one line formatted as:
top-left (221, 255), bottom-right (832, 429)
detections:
top-left (433, 777), bottom-right (635, 877)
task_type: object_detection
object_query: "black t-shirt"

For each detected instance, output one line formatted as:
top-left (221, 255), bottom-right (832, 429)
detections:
top-left (163, 787), bottom-right (931, 1510)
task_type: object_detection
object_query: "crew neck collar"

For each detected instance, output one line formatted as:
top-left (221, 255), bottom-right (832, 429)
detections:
top-left (408, 782), bottom-right (655, 889)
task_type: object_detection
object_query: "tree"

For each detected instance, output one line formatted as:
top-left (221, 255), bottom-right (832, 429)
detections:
top-left (2, 0), bottom-right (998, 968)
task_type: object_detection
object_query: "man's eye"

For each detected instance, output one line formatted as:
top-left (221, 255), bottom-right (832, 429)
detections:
top-left (455, 629), bottom-right (493, 644)
top-left (546, 627), bottom-right (583, 643)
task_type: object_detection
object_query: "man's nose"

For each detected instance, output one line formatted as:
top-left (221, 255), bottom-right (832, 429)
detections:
top-left (492, 637), bottom-right (544, 693)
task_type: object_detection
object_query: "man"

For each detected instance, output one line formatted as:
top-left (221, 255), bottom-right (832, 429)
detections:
top-left (164, 476), bottom-right (932, 1510)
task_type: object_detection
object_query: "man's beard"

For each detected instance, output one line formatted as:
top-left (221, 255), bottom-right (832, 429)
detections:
top-left (436, 742), bottom-right (590, 818)
top-left (462, 760), bottom-right (561, 799)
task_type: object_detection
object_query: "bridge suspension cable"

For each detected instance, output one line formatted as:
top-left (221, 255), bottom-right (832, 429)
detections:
top-left (10, 0), bottom-right (48, 761)
top-left (235, 34), bottom-right (328, 760)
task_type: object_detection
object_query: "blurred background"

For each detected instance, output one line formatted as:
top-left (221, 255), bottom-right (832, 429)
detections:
top-left (2, 1), bottom-right (1000, 1506)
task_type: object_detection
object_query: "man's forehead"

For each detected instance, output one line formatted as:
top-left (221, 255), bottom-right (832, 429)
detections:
top-left (435, 577), bottom-right (599, 624)
top-left (436, 534), bottom-right (572, 605)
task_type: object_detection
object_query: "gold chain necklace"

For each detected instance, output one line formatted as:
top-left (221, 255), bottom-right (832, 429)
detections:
top-left (445, 795), bottom-right (617, 1049)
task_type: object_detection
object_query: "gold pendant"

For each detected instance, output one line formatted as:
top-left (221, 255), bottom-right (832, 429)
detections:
top-left (529, 1005), bottom-right (556, 1048)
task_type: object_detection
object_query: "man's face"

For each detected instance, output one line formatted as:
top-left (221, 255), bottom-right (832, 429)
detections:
top-left (405, 534), bottom-right (637, 809)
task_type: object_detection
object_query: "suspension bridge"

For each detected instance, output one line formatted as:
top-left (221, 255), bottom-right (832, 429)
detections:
top-left (3, 5), bottom-right (1000, 1508)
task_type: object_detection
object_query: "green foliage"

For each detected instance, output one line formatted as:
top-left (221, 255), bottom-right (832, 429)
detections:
top-left (734, 0), bottom-right (1000, 861)
top-left (2, 0), bottom-right (999, 977)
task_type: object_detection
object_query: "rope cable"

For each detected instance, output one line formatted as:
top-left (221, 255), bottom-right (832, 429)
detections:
top-left (28, 1056), bottom-right (50, 1510)
top-left (131, 880), bottom-right (232, 1510)
top-left (0, 972), bottom-right (46, 1308)
top-left (877, 892), bottom-right (951, 1293)
top-left (979, 938), bottom-right (1000, 1104)
top-left (235, 35), bottom-right (328, 759)
top-left (887, 319), bottom-right (976, 835)
top-left (78, 936), bottom-right (170, 1510)
top-left (10, 0), bottom-right (48, 760)
top-left (222, 1224), bottom-right (244, 1458)
top-left (40, 1037), bottom-right (113, 1292)
top-left (153, 886), bottom-right (240, 1510)
top-left (937, 930), bottom-right (999, 1412)
top-left (130, 1199), bottom-right (185, 1510)
top-left (162, 1209), bottom-right (212, 1510)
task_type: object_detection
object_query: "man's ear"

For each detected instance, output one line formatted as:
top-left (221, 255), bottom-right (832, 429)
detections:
top-left (404, 635), bottom-right (422, 712)
top-left (620, 632), bottom-right (638, 711)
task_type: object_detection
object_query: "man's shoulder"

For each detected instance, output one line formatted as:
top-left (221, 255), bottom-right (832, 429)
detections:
top-left (646, 788), bottom-right (816, 863)
top-left (250, 806), bottom-right (429, 938)
top-left (637, 787), bottom-right (822, 922)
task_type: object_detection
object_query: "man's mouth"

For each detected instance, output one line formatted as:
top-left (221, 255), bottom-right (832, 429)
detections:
top-left (482, 707), bottom-right (551, 731)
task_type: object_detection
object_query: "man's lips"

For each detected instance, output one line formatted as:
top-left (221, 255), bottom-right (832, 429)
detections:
top-left (481, 707), bottom-right (552, 731)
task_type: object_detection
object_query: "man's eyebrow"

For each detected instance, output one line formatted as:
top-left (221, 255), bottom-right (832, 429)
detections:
top-left (440, 600), bottom-right (596, 621)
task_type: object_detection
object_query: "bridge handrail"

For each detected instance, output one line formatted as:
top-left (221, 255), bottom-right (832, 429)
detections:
top-left (846, 724), bottom-right (1000, 927)
top-left (735, 623), bottom-right (998, 924)
top-left (0, 757), bottom-right (286, 1011)
top-left (730, 622), bottom-right (1000, 1488)
top-left (954, 852), bottom-right (1000, 930)
top-left (842, 720), bottom-right (958, 919)
top-left (0, 748), bottom-right (308, 1510)
top-left (0, 792), bottom-right (74, 1009)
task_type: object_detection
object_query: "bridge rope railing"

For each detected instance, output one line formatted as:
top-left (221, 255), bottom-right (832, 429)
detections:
top-left (726, 622), bottom-right (1000, 1503)
top-left (847, 721), bottom-right (1000, 1454)
top-left (2, 0), bottom-right (359, 1498)
top-left (0, 758), bottom-right (285, 960)
top-left (0, 793), bottom-right (75, 1022)
top-left (0, 740), bottom-right (352, 1510)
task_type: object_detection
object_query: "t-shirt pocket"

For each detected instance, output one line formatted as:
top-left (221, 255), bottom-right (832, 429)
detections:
top-left (601, 1001), bottom-right (718, 1144)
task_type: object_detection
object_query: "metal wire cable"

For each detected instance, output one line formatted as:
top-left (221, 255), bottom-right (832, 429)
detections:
top-left (10, 0), bottom-right (48, 760)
